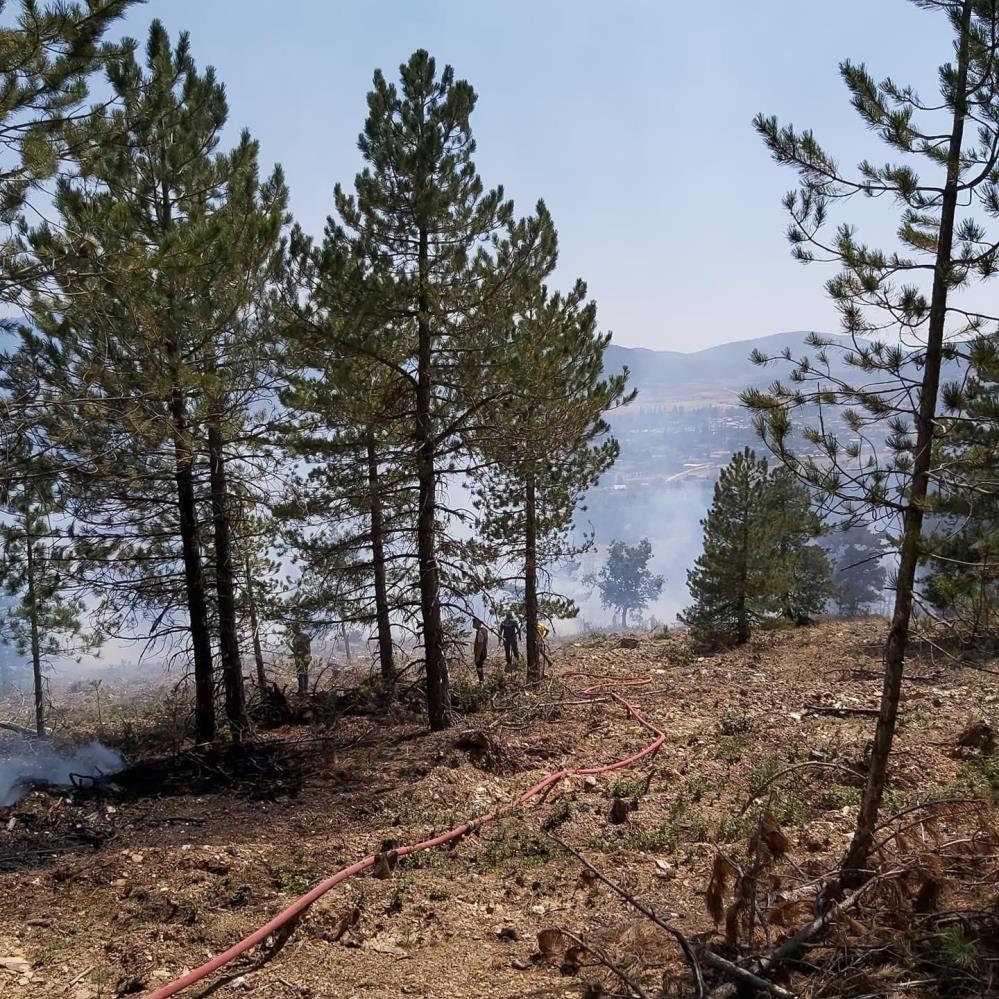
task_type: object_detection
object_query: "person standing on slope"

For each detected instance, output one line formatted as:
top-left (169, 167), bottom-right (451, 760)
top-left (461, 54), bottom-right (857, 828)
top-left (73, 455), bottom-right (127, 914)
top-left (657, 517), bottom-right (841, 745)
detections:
top-left (290, 621), bottom-right (312, 695)
top-left (499, 611), bottom-right (521, 672)
top-left (472, 617), bottom-right (489, 684)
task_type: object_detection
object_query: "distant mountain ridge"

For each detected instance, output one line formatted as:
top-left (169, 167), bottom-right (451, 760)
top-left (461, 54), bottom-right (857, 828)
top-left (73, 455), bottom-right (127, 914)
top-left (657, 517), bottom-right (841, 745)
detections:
top-left (604, 330), bottom-right (872, 408)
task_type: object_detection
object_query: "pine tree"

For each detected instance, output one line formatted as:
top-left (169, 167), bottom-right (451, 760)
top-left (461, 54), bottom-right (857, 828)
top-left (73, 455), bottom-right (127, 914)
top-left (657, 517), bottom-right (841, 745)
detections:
top-left (285, 51), bottom-right (557, 730)
top-left (0, 0), bottom-right (136, 304)
top-left (0, 348), bottom-right (93, 735)
top-left (596, 538), bottom-right (663, 629)
top-left (683, 451), bottom-right (833, 642)
top-left (0, 592), bottom-right (25, 693)
top-left (768, 468), bottom-right (835, 624)
top-left (682, 449), bottom-right (777, 643)
top-left (280, 352), bottom-right (412, 690)
top-left (229, 497), bottom-right (285, 694)
top-left (27, 22), bottom-right (287, 743)
top-left (785, 544), bottom-right (836, 624)
top-left (745, 0), bottom-right (999, 877)
top-left (472, 281), bottom-right (632, 682)
top-left (828, 525), bottom-right (887, 617)
top-left (924, 346), bottom-right (999, 642)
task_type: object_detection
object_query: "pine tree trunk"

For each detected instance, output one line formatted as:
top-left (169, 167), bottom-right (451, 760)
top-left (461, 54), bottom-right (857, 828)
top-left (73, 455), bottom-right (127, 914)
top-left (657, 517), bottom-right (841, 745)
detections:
top-left (244, 557), bottom-right (267, 691)
top-left (524, 468), bottom-right (541, 683)
top-left (415, 225), bottom-right (450, 730)
top-left (841, 0), bottom-right (973, 883)
top-left (208, 419), bottom-right (247, 742)
top-left (169, 377), bottom-right (216, 745)
top-left (24, 526), bottom-right (44, 737)
top-left (342, 623), bottom-right (351, 661)
top-left (366, 433), bottom-right (395, 687)
top-left (159, 180), bottom-right (214, 744)
top-left (621, 606), bottom-right (628, 629)
top-left (738, 484), bottom-right (750, 644)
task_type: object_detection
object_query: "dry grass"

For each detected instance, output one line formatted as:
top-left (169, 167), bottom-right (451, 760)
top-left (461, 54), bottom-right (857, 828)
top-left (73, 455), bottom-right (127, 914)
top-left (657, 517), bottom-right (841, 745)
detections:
top-left (0, 619), bottom-right (997, 998)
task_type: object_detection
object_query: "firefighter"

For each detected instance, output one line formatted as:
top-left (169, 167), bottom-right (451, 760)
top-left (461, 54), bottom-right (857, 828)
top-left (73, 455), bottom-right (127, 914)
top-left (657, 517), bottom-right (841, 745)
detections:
top-left (472, 617), bottom-right (488, 684)
top-left (290, 621), bottom-right (312, 695)
top-left (499, 611), bottom-right (521, 671)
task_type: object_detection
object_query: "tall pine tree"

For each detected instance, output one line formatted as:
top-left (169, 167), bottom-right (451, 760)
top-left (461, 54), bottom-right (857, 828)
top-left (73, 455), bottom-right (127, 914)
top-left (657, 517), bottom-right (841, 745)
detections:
top-left (0, 347), bottom-right (92, 735)
top-left (280, 351), bottom-right (412, 690)
top-left (473, 280), bottom-right (631, 681)
top-left (745, 0), bottom-right (999, 877)
top-left (285, 51), bottom-right (557, 730)
top-left (28, 22), bottom-right (287, 742)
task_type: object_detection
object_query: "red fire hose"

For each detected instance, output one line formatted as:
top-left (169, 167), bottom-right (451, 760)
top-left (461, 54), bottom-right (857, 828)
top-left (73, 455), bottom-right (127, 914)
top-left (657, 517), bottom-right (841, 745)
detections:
top-left (146, 681), bottom-right (664, 999)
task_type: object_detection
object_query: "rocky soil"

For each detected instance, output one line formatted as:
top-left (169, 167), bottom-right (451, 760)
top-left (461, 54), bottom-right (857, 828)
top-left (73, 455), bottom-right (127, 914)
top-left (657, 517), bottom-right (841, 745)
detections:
top-left (0, 620), bottom-right (997, 998)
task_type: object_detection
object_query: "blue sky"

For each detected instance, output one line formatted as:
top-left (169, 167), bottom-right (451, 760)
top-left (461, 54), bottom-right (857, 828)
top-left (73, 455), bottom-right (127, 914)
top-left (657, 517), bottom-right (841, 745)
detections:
top-left (109, 0), bottom-right (950, 350)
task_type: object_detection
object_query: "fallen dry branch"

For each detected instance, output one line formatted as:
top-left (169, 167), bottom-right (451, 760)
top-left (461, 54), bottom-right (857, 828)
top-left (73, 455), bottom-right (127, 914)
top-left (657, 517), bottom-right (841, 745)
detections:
top-left (703, 951), bottom-right (796, 999)
top-left (803, 705), bottom-right (881, 718)
top-left (873, 797), bottom-right (988, 836)
top-left (558, 928), bottom-right (652, 999)
top-left (707, 869), bottom-right (904, 996)
top-left (0, 722), bottom-right (38, 737)
top-left (546, 832), bottom-right (707, 998)
top-left (762, 868), bottom-right (904, 970)
top-left (551, 833), bottom-right (908, 998)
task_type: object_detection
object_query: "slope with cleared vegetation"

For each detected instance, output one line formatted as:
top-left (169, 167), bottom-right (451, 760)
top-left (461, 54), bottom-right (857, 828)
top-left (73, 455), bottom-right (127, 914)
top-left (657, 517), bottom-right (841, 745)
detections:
top-left (1, 620), bottom-right (997, 998)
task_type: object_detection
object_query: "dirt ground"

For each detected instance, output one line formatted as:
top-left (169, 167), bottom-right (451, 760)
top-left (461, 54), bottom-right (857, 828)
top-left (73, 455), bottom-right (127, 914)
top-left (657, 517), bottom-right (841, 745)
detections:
top-left (1, 620), bottom-right (997, 999)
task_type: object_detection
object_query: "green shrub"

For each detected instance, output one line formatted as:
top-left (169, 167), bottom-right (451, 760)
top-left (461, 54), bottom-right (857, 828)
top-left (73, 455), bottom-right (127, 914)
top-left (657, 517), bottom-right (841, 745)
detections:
top-left (625, 824), bottom-right (678, 853)
top-left (823, 784), bottom-right (862, 809)
top-left (717, 709), bottom-right (752, 736)
top-left (451, 672), bottom-right (507, 714)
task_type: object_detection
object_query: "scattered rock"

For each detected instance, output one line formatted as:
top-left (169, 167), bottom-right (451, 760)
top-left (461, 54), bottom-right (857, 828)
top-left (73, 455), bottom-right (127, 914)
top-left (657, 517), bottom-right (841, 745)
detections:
top-left (619, 637), bottom-right (640, 649)
top-left (511, 957), bottom-right (530, 971)
top-left (654, 858), bottom-right (674, 879)
top-left (365, 934), bottom-right (410, 958)
top-left (609, 796), bottom-right (631, 824)
top-left (200, 856), bottom-right (229, 876)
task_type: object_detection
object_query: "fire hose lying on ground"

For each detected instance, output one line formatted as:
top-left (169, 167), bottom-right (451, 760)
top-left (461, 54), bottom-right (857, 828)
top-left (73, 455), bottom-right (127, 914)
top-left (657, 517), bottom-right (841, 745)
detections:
top-left (146, 677), bottom-right (665, 999)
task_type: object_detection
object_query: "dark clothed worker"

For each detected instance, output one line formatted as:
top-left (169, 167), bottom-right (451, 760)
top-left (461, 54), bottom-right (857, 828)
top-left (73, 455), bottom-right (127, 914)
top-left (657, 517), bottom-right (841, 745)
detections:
top-left (472, 617), bottom-right (488, 684)
top-left (290, 621), bottom-right (312, 695)
top-left (499, 612), bottom-right (521, 671)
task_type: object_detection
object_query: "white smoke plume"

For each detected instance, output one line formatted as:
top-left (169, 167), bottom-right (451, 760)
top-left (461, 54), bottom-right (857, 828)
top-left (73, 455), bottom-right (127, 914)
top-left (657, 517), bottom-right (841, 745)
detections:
top-left (0, 740), bottom-right (124, 806)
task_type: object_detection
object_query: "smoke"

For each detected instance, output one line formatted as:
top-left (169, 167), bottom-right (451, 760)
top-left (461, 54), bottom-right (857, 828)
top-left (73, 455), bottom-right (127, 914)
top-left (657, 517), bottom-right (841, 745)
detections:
top-left (0, 739), bottom-right (124, 806)
top-left (561, 480), bottom-right (714, 627)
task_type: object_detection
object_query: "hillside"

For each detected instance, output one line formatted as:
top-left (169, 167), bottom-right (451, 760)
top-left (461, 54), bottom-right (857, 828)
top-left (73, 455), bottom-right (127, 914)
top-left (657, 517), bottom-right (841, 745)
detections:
top-left (604, 330), bottom-right (965, 409)
top-left (602, 331), bottom-right (833, 408)
top-left (1, 621), bottom-right (996, 998)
